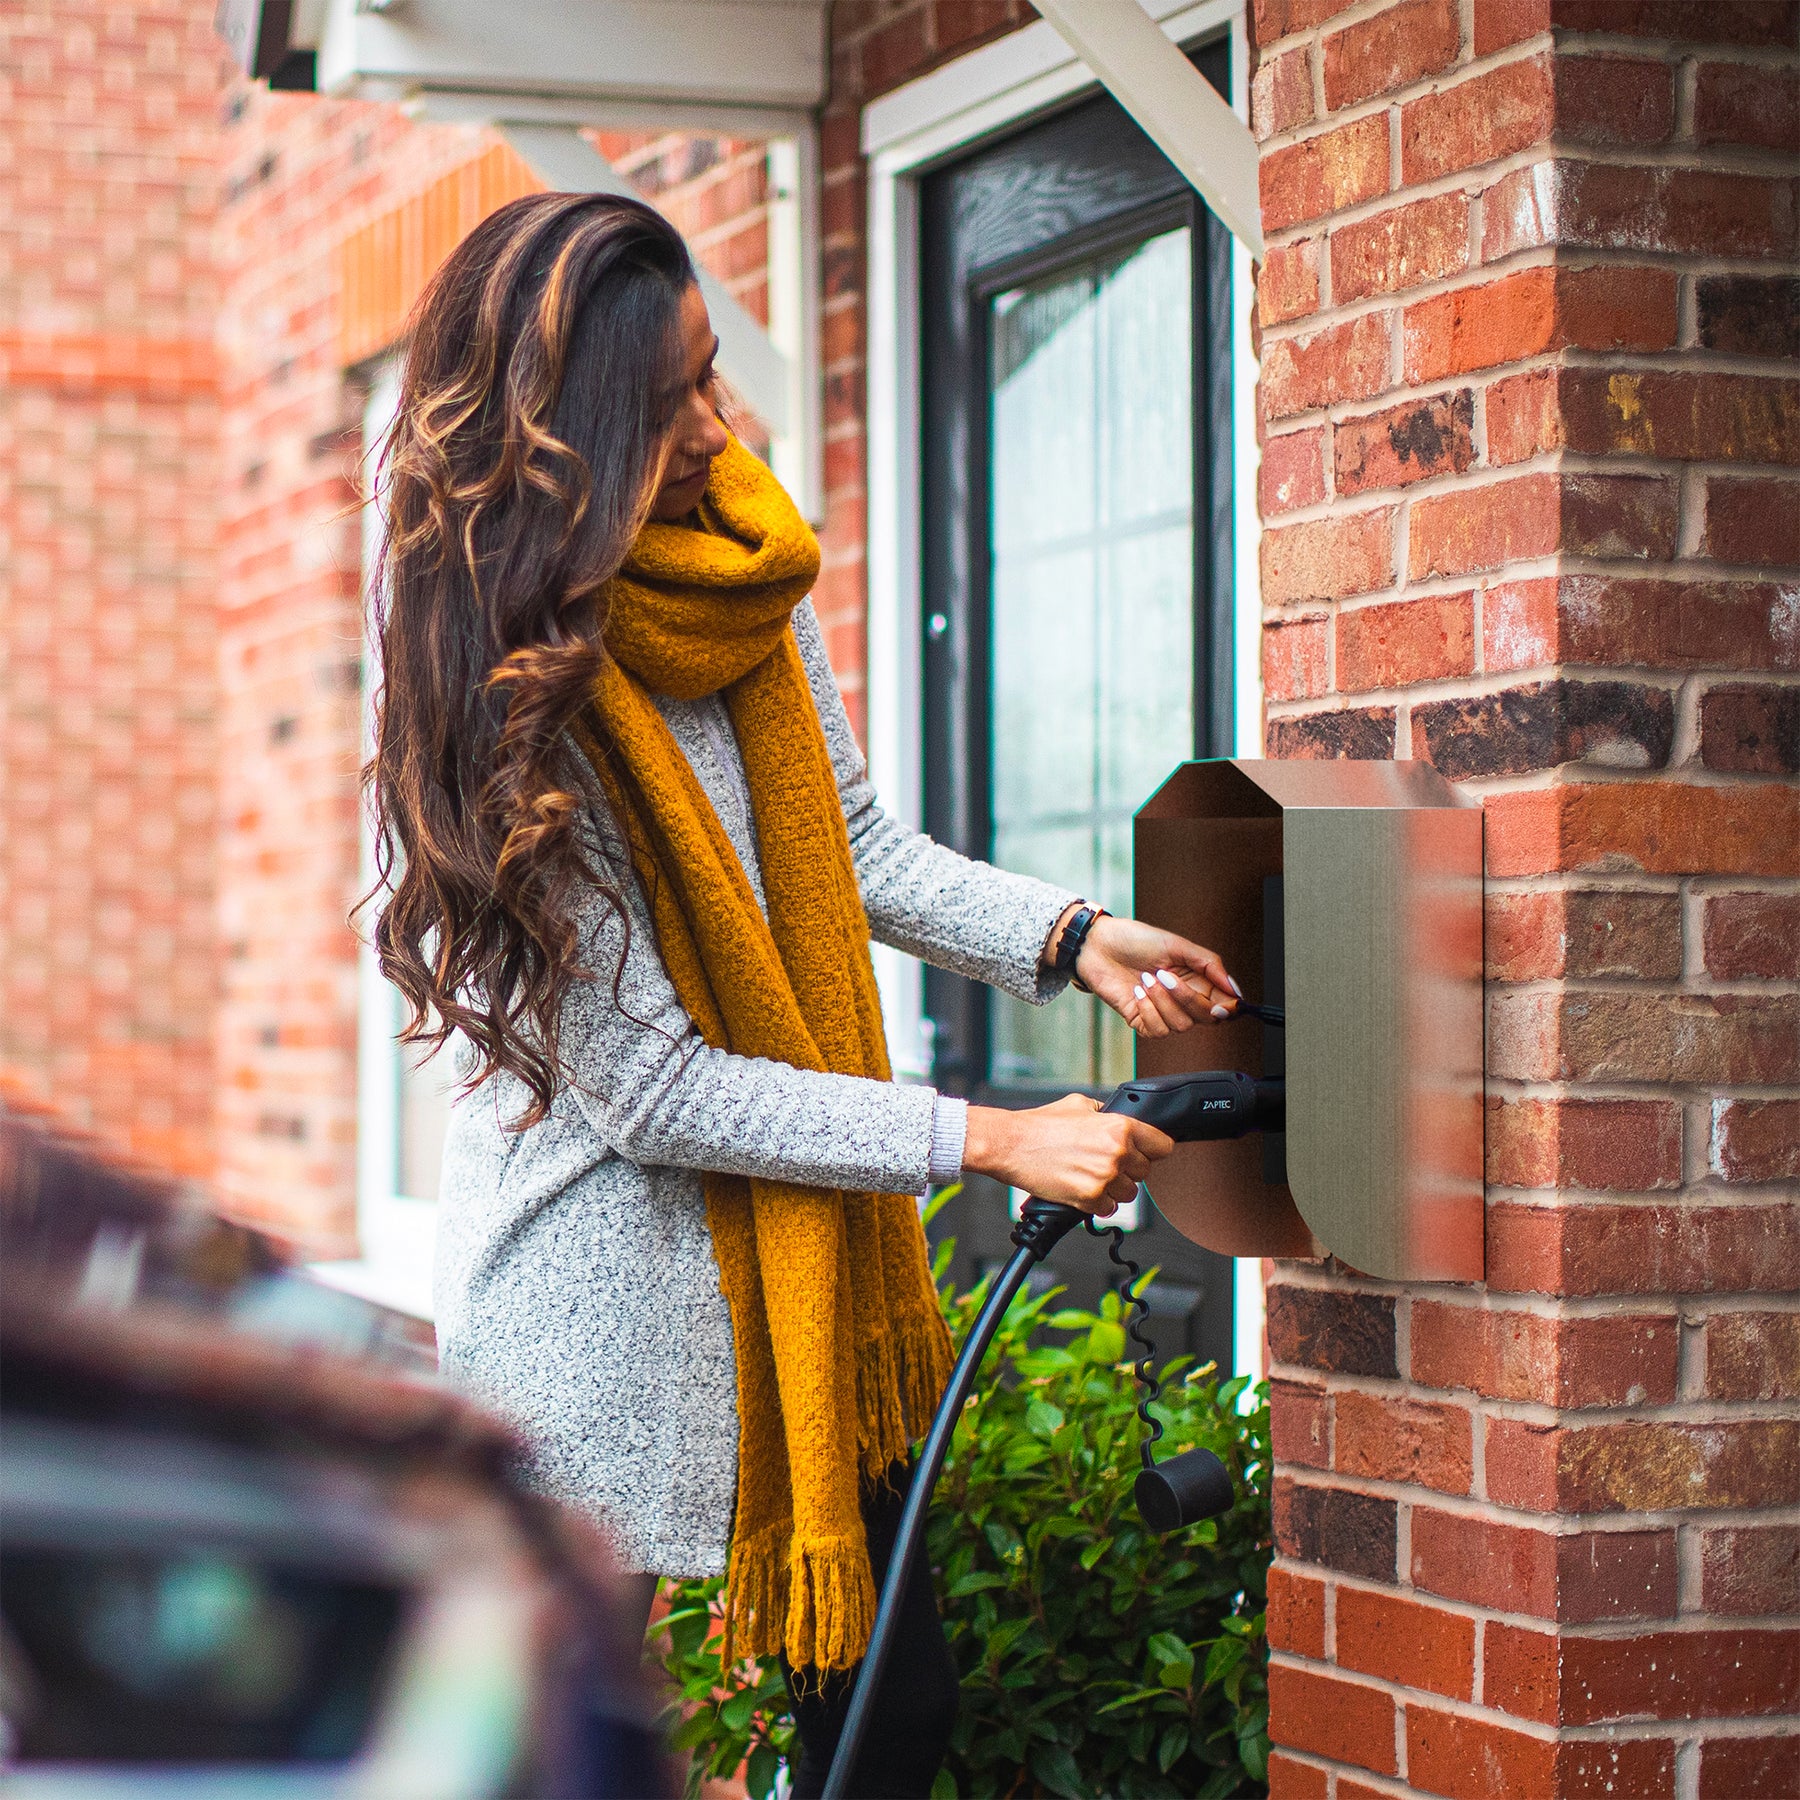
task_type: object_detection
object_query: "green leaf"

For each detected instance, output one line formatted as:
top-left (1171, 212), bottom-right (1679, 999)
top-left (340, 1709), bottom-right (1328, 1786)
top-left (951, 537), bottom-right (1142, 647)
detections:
top-left (744, 1743), bottom-right (780, 1800)
top-left (1157, 1723), bottom-right (1189, 1773)
top-left (1029, 1742), bottom-right (1087, 1800)
top-left (929, 1767), bottom-right (959, 1800)
top-left (946, 1570), bottom-right (1009, 1597)
top-left (1026, 1397), bottom-right (1066, 1439)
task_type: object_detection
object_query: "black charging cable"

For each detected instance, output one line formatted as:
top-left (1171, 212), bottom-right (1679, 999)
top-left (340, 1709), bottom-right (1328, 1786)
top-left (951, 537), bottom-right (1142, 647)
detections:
top-left (822, 1064), bottom-right (1282, 1799)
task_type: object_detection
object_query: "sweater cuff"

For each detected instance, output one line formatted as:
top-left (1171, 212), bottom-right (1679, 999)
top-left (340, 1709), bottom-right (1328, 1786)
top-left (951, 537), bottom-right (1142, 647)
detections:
top-left (927, 1095), bottom-right (969, 1187)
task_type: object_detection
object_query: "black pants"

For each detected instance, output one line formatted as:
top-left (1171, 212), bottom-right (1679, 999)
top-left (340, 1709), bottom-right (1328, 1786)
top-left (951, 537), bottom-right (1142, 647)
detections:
top-left (782, 1467), bottom-right (960, 1800)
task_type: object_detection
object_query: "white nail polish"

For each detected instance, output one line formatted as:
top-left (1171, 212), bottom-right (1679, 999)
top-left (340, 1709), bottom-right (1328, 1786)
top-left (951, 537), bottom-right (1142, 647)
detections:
top-left (1141, 972), bottom-right (1157, 988)
top-left (1211, 1004), bottom-right (1229, 1019)
top-left (1133, 984), bottom-right (1145, 1001)
top-left (1228, 975), bottom-right (1243, 998)
top-left (1157, 969), bottom-right (1179, 990)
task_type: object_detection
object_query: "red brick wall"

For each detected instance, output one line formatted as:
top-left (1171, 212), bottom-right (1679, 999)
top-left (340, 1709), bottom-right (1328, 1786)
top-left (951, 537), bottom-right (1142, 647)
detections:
top-left (819, 1), bottom-right (1041, 737)
top-left (1, 0), bottom-right (229, 1177)
top-left (1251, 1), bottom-right (1800, 1793)
top-left (213, 88), bottom-right (486, 1250)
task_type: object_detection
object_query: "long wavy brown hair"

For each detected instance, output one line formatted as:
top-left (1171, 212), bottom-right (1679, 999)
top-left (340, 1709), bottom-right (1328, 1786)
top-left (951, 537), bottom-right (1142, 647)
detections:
top-left (366, 191), bottom-right (696, 1124)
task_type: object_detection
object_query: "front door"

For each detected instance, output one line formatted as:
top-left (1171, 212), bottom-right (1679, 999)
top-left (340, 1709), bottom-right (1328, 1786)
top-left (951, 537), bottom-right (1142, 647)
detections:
top-left (920, 42), bottom-right (1236, 1370)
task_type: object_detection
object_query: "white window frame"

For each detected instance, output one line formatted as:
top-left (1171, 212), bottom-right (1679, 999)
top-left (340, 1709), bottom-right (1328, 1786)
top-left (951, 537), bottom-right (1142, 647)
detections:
top-left (859, 0), bottom-right (1266, 1377)
top-left (310, 359), bottom-right (440, 1321)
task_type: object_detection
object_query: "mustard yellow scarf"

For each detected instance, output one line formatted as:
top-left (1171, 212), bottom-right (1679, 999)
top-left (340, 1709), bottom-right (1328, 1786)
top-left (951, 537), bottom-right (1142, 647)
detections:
top-left (581, 435), bottom-right (952, 1672)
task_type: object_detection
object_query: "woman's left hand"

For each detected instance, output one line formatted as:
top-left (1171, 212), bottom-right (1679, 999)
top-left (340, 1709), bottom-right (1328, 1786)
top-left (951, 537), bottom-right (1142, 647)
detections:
top-left (1064, 911), bottom-right (1242, 1039)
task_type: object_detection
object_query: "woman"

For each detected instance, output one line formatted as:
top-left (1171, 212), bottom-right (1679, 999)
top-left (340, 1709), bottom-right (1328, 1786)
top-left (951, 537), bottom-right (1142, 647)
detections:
top-left (369, 191), bottom-right (1242, 1799)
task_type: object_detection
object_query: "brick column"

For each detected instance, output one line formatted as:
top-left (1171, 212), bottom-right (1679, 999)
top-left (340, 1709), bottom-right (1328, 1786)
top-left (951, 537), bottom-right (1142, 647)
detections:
top-left (1250, 2), bottom-right (1798, 1795)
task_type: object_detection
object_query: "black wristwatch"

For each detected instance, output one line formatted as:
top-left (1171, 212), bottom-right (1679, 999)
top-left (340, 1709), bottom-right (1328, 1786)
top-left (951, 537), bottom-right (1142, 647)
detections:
top-left (1053, 903), bottom-right (1106, 992)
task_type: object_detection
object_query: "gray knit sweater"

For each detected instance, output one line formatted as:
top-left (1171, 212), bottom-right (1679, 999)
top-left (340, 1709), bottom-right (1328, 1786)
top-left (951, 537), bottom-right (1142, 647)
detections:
top-left (434, 601), bottom-right (1078, 1576)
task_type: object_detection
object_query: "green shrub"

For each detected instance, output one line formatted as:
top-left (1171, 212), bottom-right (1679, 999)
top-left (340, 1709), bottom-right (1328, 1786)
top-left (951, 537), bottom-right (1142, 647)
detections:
top-left (652, 1218), bottom-right (1272, 1800)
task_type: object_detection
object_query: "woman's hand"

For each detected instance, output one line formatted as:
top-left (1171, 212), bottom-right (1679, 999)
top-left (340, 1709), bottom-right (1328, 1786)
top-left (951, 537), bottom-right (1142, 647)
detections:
top-left (963, 1094), bottom-right (1174, 1215)
top-left (1055, 909), bottom-right (1242, 1040)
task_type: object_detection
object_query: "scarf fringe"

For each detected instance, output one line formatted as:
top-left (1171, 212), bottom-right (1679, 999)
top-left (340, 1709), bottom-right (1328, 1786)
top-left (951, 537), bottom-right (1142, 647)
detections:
top-left (721, 1523), bottom-right (879, 1675)
top-left (852, 1310), bottom-right (956, 1481)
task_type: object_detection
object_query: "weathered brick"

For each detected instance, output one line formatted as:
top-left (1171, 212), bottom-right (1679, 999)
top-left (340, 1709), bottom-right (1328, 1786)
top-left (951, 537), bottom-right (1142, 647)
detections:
top-left (1485, 1095), bottom-right (1682, 1192)
top-left (1482, 781), bottom-right (1800, 879)
top-left (1486, 369), bottom-right (1563, 465)
top-left (1258, 239), bottom-right (1322, 326)
top-left (1699, 683), bottom-right (1800, 775)
top-left (1267, 1284), bottom-right (1397, 1376)
top-left (1273, 1479), bottom-right (1398, 1580)
top-left (1557, 368), bottom-right (1800, 465)
top-left (1265, 1751), bottom-right (1329, 1800)
top-left (1412, 1506), bottom-right (1678, 1621)
top-left (1335, 1586), bottom-right (1474, 1699)
top-left (1261, 312), bottom-right (1394, 420)
top-left (1404, 1706), bottom-right (1564, 1799)
top-left (1253, 45), bottom-right (1317, 142)
top-left (1486, 1199), bottom-right (1800, 1298)
top-left (1704, 474), bottom-right (1800, 566)
top-left (1266, 1564), bottom-right (1328, 1656)
top-left (1697, 277), bottom-right (1800, 363)
top-left (1403, 267), bottom-right (1559, 383)
top-left (1267, 706), bottom-right (1398, 759)
top-left (1415, 678), bottom-right (1675, 780)
top-left (1414, 1300), bottom-right (1680, 1406)
top-left (1481, 158), bottom-right (1797, 260)
top-left (1711, 1098), bottom-right (1800, 1185)
top-left (1262, 507), bottom-right (1396, 604)
top-left (1408, 472), bottom-right (1560, 579)
top-left (1511, 576), bottom-right (1800, 674)
top-left (1706, 1312), bottom-right (1800, 1402)
top-left (1330, 192), bottom-right (1469, 304)
top-left (1322, 0), bottom-right (1460, 112)
top-left (1335, 592), bottom-right (1475, 690)
top-left (1334, 391), bottom-right (1474, 495)
top-left (1487, 1416), bottom-right (1800, 1512)
top-left (1553, 54), bottom-right (1675, 144)
top-left (1561, 473), bottom-right (1679, 560)
top-left (1701, 1525), bottom-right (1800, 1617)
top-left (1704, 892), bottom-right (1800, 981)
top-left (1484, 888), bottom-right (1683, 982)
top-left (1490, 988), bottom-right (1799, 1085)
top-left (1699, 1734), bottom-right (1800, 1800)
top-left (1267, 1665), bottom-right (1397, 1776)
top-left (1552, 1), bottom-right (1797, 47)
top-left (1694, 60), bottom-right (1800, 154)
top-left (1261, 113), bottom-right (1391, 234)
top-left (1264, 613), bottom-right (1332, 702)
top-left (1401, 55), bottom-right (1555, 183)
top-left (1260, 425), bottom-right (1328, 514)
top-left (1254, 0), bottom-right (1363, 42)
top-left (1334, 1389), bottom-right (1472, 1494)
top-left (1473, 0), bottom-right (1548, 56)
top-left (1270, 1376), bottom-right (1331, 1467)
top-left (1612, 1629), bottom-right (1800, 1722)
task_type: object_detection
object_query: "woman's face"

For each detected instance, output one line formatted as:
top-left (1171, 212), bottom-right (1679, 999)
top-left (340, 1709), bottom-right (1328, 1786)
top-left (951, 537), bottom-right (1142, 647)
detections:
top-left (649, 283), bottom-right (730, 521)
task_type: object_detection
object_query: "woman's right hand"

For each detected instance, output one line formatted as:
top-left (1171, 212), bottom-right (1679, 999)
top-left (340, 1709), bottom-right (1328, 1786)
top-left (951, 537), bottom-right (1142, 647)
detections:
top-left (961, 1094), bottom-right (1174, 1215)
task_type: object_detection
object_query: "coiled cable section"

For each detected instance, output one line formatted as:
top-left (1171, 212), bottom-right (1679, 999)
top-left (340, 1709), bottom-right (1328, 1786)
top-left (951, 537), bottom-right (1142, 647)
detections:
top-left (1084, 1207), bottom-right (1163, 1471)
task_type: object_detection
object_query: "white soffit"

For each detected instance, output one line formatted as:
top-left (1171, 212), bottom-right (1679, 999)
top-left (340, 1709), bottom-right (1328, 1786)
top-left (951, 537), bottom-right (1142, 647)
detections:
top-left (315, 0), bottom-right (828, 114)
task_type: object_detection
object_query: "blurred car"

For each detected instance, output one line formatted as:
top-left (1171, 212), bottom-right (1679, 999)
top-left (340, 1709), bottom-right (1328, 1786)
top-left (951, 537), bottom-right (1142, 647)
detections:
top-left (0, 1106), bottom-right (674, 1799)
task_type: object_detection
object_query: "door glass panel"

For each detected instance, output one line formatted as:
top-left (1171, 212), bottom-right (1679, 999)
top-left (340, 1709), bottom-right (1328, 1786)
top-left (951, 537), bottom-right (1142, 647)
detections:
top-left (988, 225), bottom-right (1194, 1089)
